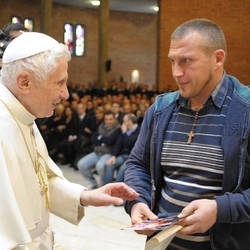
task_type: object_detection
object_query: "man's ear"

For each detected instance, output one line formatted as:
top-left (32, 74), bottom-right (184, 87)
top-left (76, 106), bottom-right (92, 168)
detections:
top-left (16, 71), bottom-right (32, 93)
top-left (214, 49), bottom-right (225, 70)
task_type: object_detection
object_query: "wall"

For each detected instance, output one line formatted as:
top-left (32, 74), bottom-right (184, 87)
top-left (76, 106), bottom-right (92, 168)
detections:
top-left (158, 0), bottom-right (250, 92)
top-left (1, 0), bottom-right (249, 92)
top-left (0, 0), bottom-right (158, 88)
top-left (109, 12), bottom-right (157, 87)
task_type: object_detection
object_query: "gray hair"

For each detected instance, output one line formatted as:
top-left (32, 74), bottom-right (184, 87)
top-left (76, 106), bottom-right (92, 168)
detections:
top-left (1, 43), bottom-right (71, 85)
top-left (126, 113), bottom-right (138, 124)
top-left (171, 18), bottom-right (227, 56)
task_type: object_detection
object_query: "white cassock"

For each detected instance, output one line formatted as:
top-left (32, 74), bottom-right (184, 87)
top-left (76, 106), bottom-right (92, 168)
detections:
top-left (0, 83), bottom-right (85, 250)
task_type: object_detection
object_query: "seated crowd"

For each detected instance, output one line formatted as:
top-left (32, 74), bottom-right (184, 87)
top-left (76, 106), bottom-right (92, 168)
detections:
top-left (36, 80), bottom-right (160, 188)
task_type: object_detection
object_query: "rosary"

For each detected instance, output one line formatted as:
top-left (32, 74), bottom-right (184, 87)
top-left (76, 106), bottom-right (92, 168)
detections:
top-left (187, 111), bottom-right (199, 144)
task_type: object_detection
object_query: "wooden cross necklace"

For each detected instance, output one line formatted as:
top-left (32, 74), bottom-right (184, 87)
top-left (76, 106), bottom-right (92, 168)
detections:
top-left (187, 111), bottom-right (199, 144)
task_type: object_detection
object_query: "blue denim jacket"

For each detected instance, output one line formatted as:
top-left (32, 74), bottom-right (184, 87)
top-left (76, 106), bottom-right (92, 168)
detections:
top-left (125, 74), bottom-right (250, 250)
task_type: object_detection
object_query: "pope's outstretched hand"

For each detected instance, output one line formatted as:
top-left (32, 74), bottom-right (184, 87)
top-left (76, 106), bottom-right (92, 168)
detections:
top-left (80, 182), bottom-right (139, 206)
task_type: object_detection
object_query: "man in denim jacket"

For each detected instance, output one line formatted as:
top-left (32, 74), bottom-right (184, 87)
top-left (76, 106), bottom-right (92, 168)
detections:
top-left (124, 18), bottom-right (250, 250)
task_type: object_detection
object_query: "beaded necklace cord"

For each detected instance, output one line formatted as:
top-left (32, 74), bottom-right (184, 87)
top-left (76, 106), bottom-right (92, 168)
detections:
top-left (187, 111), bottom-right (199, 144)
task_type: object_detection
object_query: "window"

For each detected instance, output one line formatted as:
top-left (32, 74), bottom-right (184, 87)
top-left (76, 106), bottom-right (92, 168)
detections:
top-left (64, 23), bottom-right (74, 55)
top-left (64, 23), bottom-right (85, 56)
top-left (75, 24), bottom-right (85, 56)
top-left (23, 18), bottom-right (34, 31)
top-left (11, 16), bottom-right (21, 24)
top-left (11, 16), bottom-right (34, 31)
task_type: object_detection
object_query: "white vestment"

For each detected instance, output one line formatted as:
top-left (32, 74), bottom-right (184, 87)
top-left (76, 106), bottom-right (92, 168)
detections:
top-left (0, 83), bottom-right (85, 250)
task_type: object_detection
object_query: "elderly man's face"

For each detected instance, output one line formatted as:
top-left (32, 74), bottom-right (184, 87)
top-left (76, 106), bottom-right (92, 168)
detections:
top-left (29, 58), bottom-right (69, 118)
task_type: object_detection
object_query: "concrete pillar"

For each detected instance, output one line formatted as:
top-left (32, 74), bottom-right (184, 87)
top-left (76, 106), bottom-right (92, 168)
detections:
top-left (40, 0), bottom-right (52, 35)
top-left (98, 0), bottom-right (109, 89)
top-left (157, 0), bottom-right (174, 92)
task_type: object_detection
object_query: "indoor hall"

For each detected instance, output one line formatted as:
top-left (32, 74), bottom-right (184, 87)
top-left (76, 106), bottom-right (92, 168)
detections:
top-left (0, 0), bottom-right (249, 250)
top-left (1, 0), bottom-right (248, 91)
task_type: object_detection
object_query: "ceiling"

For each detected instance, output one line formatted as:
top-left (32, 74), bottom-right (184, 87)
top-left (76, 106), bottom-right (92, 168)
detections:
top-left (53, 0), bottom-right (159, 14)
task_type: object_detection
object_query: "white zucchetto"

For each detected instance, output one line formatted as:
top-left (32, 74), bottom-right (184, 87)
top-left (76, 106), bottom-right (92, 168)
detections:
top-left (2, 32), bottom-right (59, 63)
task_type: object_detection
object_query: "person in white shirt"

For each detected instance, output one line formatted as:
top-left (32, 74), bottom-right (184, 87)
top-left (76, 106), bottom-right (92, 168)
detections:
top-left (0, 32), bottom-right (138, 250)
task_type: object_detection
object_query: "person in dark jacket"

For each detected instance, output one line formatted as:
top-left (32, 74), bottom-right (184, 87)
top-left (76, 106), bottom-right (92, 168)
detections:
top-left (103, 113), bottom-right (140, 184)
top-left (77, 110), bottom-right (121, 189)
top-left (124, 18), bottom-right (250, 250)
top-left (0, 22), bottom-right (27, 68)
top-left (59, 102), bottom-right (94, 168)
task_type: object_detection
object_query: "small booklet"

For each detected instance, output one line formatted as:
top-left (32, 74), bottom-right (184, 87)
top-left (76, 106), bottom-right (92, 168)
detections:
top-left (122, 213), bottom-right (181, 231)
top-left (122, 213), bottom-right (184, 250)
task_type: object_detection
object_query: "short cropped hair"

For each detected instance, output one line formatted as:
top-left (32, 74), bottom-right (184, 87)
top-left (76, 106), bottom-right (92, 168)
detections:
top-left (104, 110), bottom-right (115, 117)
top-left (171, 18), bottom-right (227, 56)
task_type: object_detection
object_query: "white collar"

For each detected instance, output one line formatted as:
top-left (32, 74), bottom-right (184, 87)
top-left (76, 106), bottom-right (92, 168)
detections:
top-left (0, 82), bottom-right (36, 126)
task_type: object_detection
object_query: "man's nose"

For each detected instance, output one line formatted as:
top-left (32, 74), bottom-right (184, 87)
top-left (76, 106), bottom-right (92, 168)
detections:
top-left (172, 63), bottom-right (184, 78)
top-left (61, 85), bottom-right (69, 100)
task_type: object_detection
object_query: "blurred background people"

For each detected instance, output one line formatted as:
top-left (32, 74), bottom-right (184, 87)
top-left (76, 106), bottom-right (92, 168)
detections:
top-left (77, 110), bottom-right (121, 189)
top-left (104, 113), bottom-right (140, 185)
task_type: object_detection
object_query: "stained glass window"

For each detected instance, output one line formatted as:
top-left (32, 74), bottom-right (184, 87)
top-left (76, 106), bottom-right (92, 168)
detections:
top-left (75, 24), bottom-right (85, 56)
top-left (64, 23), bottom-right (74, 55)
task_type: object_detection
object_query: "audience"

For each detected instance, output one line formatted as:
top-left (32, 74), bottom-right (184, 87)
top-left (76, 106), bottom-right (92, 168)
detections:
top-left (76, 110), bottom-right (121, 189)
top-left (103, 113), bottom-right (140, 185)
top-left (58, 102), bottom-right (94, 168)
top-left (37, 81), bottom-right (160, 186)
top-left (111, 101), bottom-right (124, 124)
top-left (45, 103), bottom-right (67, 157)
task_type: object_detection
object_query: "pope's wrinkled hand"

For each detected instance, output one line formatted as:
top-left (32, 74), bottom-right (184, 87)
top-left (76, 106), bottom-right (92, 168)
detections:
top-left (80, 182), bottom-right (139, 206)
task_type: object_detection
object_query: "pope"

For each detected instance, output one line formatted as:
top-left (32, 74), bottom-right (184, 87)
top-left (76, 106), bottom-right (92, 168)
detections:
top-left (0, 32), bottom-right (139, 250)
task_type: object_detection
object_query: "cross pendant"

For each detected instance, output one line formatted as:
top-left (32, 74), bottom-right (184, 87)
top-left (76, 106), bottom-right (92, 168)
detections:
top-left (187, 130), bottom-right (194, 144)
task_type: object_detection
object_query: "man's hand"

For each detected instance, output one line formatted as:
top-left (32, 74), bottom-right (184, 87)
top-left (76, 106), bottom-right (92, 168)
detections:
top-left (80, 182), bottom-right (139, 207)
top-left (178, 199), bottom-right (217, 234)
top-left (106, 156), bottom-right (116, 166)
top-left (131, 202), bottom-right (158, 236)
top-left (121, 123), bottom-right (127, 133)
